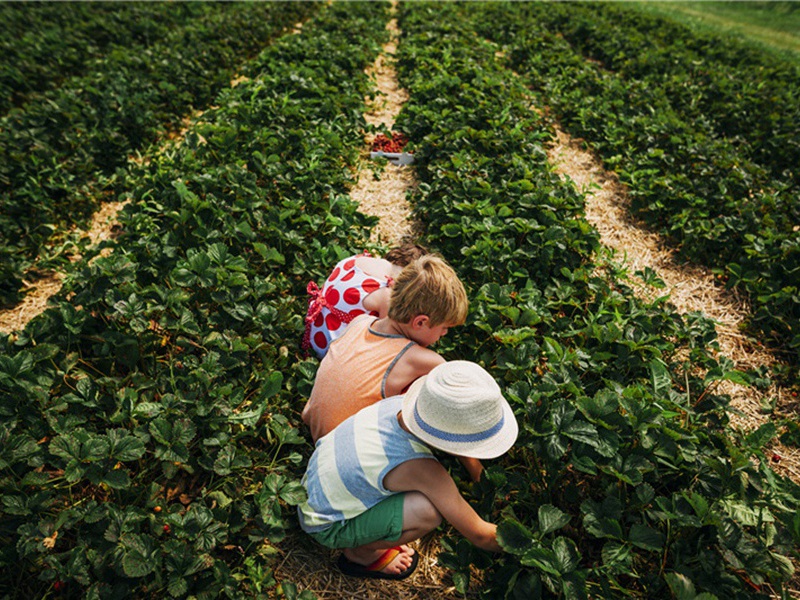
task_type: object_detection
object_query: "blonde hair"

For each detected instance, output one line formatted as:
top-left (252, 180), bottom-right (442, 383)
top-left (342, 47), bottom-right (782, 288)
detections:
top-left (388, 255), bottom-right (468, 326)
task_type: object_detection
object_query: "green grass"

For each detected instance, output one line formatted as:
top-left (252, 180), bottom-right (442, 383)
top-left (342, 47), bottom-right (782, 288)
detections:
top-left (633, 1), bottom-right (800, 60)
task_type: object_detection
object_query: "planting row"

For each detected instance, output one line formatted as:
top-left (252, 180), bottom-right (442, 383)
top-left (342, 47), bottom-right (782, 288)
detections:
top-left (469, 1), bottom-right (800, 377)
top-left (1, 2), bottom-right (212, 117)
top-left (545, 1), bottom-right (800, 184)
top-left (0, 1), bottom-right (318, 308)
top-left (394, 2), bottom-right (799, 598)
top-left (0, 1), bottom-right (389, 597)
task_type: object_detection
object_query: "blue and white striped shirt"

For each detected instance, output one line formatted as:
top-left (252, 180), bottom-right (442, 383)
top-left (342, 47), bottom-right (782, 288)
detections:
top-left (298, 395), bottom-right (434, 533)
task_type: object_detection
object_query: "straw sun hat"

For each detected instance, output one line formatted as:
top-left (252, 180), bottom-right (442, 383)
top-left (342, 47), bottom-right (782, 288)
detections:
top-left (401, 360), bottom-right (518, 459)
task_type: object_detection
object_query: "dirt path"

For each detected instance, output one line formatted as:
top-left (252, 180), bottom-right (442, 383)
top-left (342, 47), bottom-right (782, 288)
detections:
top-left (272, 6), bottom-right (476, 599)
top-left (548, 128), bottom-right (800, 485)
top-left (0, 199), bottom-right (128, 334)
top-left (348, 13), bottom-right (417, 247)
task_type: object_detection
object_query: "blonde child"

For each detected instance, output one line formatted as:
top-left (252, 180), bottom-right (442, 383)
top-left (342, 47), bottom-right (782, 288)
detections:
top-left (302, 244), bottom-right (428, 358)
top-left (298, 361), bottom-right (518, 579)
top-left (301, 254), bottom-right (483, 481)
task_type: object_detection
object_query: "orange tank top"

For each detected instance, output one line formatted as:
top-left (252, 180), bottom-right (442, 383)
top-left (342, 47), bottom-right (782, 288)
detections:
top-left (303, 314), bottom-right (415, 442)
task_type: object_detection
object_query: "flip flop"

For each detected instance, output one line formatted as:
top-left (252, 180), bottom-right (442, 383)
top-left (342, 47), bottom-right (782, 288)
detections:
top-left (336, 546), bottom-right (419, 580)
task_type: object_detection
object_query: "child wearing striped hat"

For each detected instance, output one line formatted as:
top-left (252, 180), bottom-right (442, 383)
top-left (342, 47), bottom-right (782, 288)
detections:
top-left (301, 254), bottom-right (482, 484)
top-left (302, 244), bottom-right (428, 358)
top-left (298, 360), bottom-right (518, 580)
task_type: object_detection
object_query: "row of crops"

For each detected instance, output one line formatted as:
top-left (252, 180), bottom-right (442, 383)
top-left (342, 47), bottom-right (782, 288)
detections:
top-left (1, 1), bottom-right (798, 598)
top-left (466, 1), bottom-right (800, 379)
top-left (0, 0), bottom-right (318, 308)
top-left (0, 2), bottom-right (386, 597)
top-left (0, 2), bottom-right (213, 116)
top-left (394, 3), bottom-right (798, 598)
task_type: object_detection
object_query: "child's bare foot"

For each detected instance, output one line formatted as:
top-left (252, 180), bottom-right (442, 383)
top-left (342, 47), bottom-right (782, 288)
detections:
top-left (338, 545), bottom-right (418, 579)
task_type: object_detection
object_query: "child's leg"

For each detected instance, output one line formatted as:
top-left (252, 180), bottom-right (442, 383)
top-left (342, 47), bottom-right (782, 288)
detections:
top-left (343, 491), bottom-right (441, 573)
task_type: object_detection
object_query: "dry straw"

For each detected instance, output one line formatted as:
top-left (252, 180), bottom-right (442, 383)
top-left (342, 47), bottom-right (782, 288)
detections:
top-left (547, 126), bottom-right (798, 486)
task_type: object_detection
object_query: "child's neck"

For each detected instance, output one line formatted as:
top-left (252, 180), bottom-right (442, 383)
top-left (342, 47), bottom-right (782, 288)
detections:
top-left (373, 318), bottom-right (411, 338)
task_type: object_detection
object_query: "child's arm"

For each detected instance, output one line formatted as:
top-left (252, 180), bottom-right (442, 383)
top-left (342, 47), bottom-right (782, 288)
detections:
top-left (362, 287), bottom-right (393, 318)
top-left (458, 456), bottom-right (483, 482)
top-left (385, 458), bottom-right (502, 552)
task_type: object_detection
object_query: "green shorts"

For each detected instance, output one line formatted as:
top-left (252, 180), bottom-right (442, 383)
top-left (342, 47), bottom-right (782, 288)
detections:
top-left (310, 493), bottom-right (406, 549)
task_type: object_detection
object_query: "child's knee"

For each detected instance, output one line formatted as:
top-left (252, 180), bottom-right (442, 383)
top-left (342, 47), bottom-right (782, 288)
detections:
top-left (404, 491), bottom-right (442, 531)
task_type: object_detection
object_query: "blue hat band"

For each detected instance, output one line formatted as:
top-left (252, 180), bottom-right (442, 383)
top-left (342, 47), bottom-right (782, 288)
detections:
top-left (413, 403), bottom-right (504, 443)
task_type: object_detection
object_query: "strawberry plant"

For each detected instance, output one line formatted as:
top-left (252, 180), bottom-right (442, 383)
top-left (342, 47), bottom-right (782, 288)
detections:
top-left (471, 1), bottom-right (800, 381)
top-left (0, 2), bottom-right (390, 596)
top-left (0, 1), bottom-right (319, 307)
top-left (2, 2), bottom-right (798, 598)
top-left (0, 2), bottom-right (212, 117)
top-left (395, 3), bottom-right (800, 597)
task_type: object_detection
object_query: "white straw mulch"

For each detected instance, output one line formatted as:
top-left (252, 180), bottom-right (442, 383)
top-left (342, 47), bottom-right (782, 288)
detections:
top-left (279, 6), bottom-right (467, 597)
top-left (272, 532), bottom-right (481, 600)
top-left (349, 12), bottom-right (417, 247)
top-left (547, 126), bottom-right (799, 485)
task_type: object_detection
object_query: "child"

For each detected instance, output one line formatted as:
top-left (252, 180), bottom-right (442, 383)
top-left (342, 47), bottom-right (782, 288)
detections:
top-left (298, 360), bottom-right (518, 579)
top-left (301, 254), bottom-right (483, 481)
top-left (300, 254), bottom-right (482, 481)
top-left (302, 244), bottom-right (428, 358)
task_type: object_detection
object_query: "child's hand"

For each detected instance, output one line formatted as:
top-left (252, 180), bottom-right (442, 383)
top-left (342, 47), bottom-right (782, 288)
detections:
top-left (459, 456), bottom-right (483, 483)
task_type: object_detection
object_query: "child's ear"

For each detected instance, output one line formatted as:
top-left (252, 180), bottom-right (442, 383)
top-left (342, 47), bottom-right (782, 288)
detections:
top-left (411, 315), bottom-right (430, 329)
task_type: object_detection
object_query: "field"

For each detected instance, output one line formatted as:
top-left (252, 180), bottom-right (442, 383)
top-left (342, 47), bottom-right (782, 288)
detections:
top-left (636, 1), bottom-right (800, 58)
top-left (0, 2), bottom-right (798, 599)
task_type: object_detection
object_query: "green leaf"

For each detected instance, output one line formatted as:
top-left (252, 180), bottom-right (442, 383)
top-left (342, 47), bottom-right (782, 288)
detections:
top-left (682, 492), bottom-right (709, 520)
top-left (441, 223), bottom-right (462, 237)
top-left (745, 422), bottom-right (777, 450)
top-left (520, 547), bottom-right (560, 576)
top-left (562, 420), bottom-right (599, 447)
top-left (254, 244), bottom-right (285, 264)
top-left (719, 499), bottom-right (775, 527)
top-left (149, 419), bottom-right (172, 445)
top-left (108, 430), bottom-right (146, 462)
top-left (173, 419), bottom-right (197, 446)
top-left (636, 483), bottom-right (655, 505)
top-left (228, 402), bottom-right (267, 427)
top-left (453, 570), bottom-right (470, 595)
top-left (629, 524), bottom-right (664, 552)
top-left (133, 402), bottom-right (163, 418)
top-left (168, 577), bottom-right (188, 598)
top-left (3, 495), bottom-right (30, 516)
top-left (213, 445), bottom-right (252, 476)
top-left (102, 469), bottom-right (131, 490)
top-left (279, 480), bottom-right (307, 506)
top-left (665, 572), bottom-right (696, 600)
top-left (281, 581), bottom-right (299, 600)
top-left (538, 504), bottom-right (571, 536)
top-left (571, 453), bottom-right (597, 474)
top-left (552, 536), bottom-right (580, 574)
top-left (601, 541), bottom-right (631, 569)
top-left (259, 371), bottom-right (284, 401)
top-left (120, 535), bottom-right (157, 578)
top-left (497, 519), bottom-right (535, 554)
top-left (704, 368), bottom-right (750, 387)
top-left (650, 359), bottom-right (671, 396)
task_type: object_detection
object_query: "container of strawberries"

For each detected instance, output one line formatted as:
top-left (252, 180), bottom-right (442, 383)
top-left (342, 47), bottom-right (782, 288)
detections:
top-left (370, 132), bottom-right (414, 165)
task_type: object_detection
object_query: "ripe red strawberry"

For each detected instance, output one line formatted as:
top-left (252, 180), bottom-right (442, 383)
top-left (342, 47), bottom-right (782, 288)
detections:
top-left (372, 132), bottom-right (408, 153)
